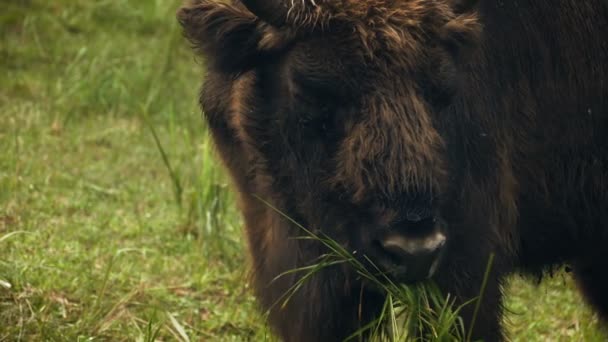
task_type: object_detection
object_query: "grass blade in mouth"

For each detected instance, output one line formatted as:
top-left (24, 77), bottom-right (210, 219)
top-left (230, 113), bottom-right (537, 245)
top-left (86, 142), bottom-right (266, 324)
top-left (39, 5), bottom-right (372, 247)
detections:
top-left (255, 195), bottom-right (473, 341)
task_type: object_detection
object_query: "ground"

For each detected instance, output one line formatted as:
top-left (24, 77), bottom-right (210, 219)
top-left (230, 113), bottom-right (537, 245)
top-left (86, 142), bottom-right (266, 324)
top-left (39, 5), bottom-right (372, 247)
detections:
top-left (0, 1), bottom-right (604, 341)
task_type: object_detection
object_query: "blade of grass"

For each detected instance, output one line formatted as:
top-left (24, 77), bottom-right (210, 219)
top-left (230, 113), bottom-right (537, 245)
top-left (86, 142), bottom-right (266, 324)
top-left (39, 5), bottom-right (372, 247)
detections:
top-left (167, 313), bottom-right (191, 342)
top-left (142, 114), bottom-right (183, 209)
top-left (0, 231), bottom-right (31, 244)
top-left (466, 253), bottom-right (496, 342)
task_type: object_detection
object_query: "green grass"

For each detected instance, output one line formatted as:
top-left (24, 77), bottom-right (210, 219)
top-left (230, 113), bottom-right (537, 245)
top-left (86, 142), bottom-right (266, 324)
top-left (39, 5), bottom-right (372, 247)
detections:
top-left (0, 1), bottom-right (605, 340)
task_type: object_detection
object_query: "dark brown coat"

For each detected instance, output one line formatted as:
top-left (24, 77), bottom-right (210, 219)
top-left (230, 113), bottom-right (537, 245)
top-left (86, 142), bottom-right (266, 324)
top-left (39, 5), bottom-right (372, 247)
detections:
top-left (178, 0), bottom-right (608, 340)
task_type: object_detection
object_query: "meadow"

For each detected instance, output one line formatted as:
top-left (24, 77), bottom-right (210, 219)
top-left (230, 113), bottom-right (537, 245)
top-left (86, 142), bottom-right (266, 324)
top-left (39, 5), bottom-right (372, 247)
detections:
top-left (0, 1), bottom-right (604, 340)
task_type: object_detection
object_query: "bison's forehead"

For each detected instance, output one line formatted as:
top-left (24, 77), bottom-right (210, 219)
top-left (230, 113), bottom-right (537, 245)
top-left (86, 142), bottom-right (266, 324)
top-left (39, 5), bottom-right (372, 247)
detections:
top-left (286, 0), bottom-right (454, 25)
top-left (280, 0), bottom-right (480, 58)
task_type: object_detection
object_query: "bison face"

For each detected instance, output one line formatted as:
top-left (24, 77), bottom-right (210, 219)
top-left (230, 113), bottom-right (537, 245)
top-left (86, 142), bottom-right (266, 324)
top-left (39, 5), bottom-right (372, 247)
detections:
top-left (178, 0), bottom-right (480, 284)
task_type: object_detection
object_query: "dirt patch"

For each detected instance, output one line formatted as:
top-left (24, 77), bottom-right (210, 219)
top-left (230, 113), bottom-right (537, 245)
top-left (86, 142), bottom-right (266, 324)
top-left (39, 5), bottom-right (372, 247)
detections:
top-left (0, 214), bottom-right (19, 233)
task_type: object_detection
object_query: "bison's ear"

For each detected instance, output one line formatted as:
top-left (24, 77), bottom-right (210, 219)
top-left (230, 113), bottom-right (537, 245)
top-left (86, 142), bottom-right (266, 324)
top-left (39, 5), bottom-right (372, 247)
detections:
top-left (177, 1), bottom-right (292, 71)
top-left (439, 11), bottom-right (481, 61)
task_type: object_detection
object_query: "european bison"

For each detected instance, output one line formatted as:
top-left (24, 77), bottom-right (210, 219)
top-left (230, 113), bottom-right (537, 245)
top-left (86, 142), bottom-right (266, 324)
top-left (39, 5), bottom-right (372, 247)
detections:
top-left (177, 0), bottom-right (608, 340)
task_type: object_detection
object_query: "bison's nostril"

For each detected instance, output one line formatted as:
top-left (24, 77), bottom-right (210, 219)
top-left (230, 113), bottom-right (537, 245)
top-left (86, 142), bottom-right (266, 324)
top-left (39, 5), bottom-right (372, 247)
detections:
top-left (406, 211), bottom-right (423, 223)
top-left (404, 207), bottom-right (434, 223)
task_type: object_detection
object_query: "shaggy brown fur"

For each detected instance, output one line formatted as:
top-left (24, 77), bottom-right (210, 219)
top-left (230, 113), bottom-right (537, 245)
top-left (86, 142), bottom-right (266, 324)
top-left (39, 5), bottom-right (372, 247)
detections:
top-left (178, 0), bottom-right (608, 340)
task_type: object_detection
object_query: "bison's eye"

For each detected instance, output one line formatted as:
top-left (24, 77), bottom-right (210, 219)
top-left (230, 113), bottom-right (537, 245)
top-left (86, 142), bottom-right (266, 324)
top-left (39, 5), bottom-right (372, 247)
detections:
top-left (300, 104), bottom-right (330, 125)
top-left (295, 91), bottom-right (336, 138)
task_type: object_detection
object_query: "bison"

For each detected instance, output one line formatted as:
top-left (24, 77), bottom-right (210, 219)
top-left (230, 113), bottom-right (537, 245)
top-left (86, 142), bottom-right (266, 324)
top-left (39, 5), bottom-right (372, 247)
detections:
top-left (177, 0), bottom-right (608, 340)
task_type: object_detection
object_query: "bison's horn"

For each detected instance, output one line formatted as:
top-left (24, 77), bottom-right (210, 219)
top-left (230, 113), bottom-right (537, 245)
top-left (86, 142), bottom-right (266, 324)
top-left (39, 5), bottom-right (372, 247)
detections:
top-left (240, 0), bottom-right (291, 27)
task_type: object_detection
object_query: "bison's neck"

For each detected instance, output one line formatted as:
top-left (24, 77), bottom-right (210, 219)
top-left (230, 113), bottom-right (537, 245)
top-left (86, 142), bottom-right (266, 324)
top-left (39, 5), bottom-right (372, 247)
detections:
top-left (441, 0), bottom-right (608, 254)
top-left (449, 0), bottom-right (608, 170)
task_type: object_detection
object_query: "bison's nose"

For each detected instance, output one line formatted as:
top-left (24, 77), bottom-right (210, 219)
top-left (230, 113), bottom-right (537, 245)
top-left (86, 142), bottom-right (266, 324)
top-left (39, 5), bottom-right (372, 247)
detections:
top-left (373, 230), bottom-right (446, 283)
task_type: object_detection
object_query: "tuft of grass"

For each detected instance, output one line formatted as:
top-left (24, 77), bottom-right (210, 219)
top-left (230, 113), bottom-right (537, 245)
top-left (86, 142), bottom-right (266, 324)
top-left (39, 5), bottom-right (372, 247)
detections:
top-left (0, 0), bottom-right (604, 341)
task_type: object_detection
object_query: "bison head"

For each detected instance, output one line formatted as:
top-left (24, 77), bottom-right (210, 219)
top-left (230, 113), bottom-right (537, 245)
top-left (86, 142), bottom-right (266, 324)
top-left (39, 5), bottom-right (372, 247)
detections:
top-left (178, 0), bottom-right (481, 284)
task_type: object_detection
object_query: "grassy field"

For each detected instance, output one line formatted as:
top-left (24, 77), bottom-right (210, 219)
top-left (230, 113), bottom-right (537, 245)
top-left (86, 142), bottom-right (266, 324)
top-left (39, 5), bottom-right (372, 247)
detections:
top-left (0, 1), bottom-right (604, 340)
